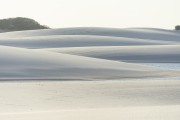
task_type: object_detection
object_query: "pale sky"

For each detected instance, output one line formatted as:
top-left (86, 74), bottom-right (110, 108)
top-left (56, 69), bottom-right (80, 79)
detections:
top-left (0, 0), bottom-right (179, 29)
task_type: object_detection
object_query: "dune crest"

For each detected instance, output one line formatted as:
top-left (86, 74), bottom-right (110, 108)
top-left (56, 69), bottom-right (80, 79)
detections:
top-left (0, 27), bottom-right (180, 41)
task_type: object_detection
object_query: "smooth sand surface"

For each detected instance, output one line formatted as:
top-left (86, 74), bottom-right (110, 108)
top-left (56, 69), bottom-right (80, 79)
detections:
top-left (0, 27), bottom-right (180, 79)
top-left (0, 27), bottom-right (180, 42)
top-left (1, 45), bottom-right (177, 79)
top-left (0, 35), bottom-right (173, 49)
top-left (1, 106), bottom-right (180, 120)
top-left (46, 45), bottom-right (180, 62)
top-left (0, 80), bottom-right (180, 119)
top-left (0, 27), bottom-right (180, 119)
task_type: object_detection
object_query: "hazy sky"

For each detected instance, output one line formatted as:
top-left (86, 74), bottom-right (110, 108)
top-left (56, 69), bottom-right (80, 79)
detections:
top-left (0, 0), bottom-right (179, 29)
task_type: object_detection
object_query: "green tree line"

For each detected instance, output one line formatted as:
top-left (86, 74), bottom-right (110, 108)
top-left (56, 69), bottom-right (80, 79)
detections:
top-left (0, 17), bottom-right (49, 31)
top-left (175, 25), bottom-right (180, 30)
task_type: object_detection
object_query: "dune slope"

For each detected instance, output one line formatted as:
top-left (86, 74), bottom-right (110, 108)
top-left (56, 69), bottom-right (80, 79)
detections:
top-left (1, 46), bottom-right (175, 79)
top-left (0, 27), bottom-right (179, 79)
top-left (0, 27), bottom-right (180, 42)
top-left (0, 35), bottom-right (174, 49)
top-left (46, 45), bottom-right (180, 63)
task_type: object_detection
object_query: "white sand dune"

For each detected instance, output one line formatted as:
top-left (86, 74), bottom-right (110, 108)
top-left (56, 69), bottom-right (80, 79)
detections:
top-left (0, 27), bottom-right (179, 79)
top-left (1, 45), bottom-right (176, 79)
top-left (0, 35), bottom-right (174, 49)
top-left (0, 27), bottom-right (180, 42)
top-left (0, 27), bottom-right (180, 120)
top-left (46, 45), bottom-right (180, 63)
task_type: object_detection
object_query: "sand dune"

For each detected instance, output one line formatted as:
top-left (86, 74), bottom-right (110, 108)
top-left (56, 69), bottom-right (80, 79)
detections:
top-left (46, 45), bottom-right (180, 63)
top-left (0, 27), bottom-right (180, 120)
top-left (0, 27), bottom-right (179, 79)
top-left (1, 45), bottom-right (176, 79)
top-left (0, 35), bottom-right (174, 49)
top-left (0, 27), bottom-right (180, 42)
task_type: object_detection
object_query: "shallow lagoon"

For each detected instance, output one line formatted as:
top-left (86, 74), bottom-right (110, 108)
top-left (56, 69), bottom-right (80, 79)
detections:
top-left (141, 63), bottom-right (180, 70)
top-left (140, 63), bottom-right (180, 80)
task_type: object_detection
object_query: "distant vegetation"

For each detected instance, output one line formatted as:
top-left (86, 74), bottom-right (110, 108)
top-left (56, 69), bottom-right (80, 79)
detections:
top-left (175, 25), bottom-right (180, 30)
top-left (0, 17), bottom-right (50, 31)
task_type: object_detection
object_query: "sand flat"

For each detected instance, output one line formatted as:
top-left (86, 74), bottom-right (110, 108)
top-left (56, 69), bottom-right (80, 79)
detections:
top-left (0, 79), bottom-right (180, 119)
top-left (0, 80), bottom-right (180, 112)
top-left (0, 106), bottom-right (180, 120)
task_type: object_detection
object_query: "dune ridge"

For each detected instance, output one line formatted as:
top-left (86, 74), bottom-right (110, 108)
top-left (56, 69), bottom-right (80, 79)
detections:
top-left (0, 27), bottom-right (180, 41)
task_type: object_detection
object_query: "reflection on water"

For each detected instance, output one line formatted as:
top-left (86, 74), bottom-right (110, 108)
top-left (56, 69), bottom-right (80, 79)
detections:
top-left (140, 63), bottom-right (180, 80)
top-left (140, 63), bottom-right (180, 70)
